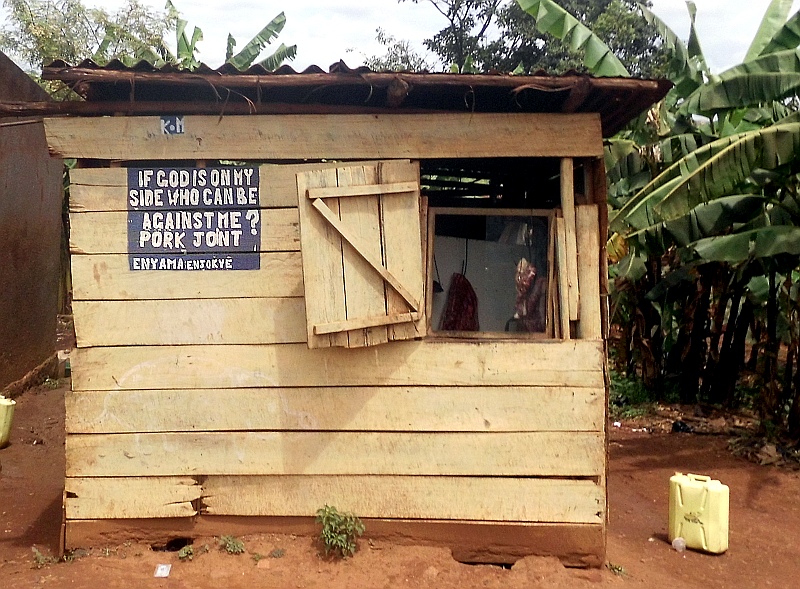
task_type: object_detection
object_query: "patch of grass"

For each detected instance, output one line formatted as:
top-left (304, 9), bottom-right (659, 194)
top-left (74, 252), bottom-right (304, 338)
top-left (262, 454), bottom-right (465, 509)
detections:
top-left (31, 546), bottom-right (59, 569)
top-left (218, 535), bottom-right (245, 555)
top-left (609, 370), bottom-right (658, 419)
top-left (316, 505), bottom-right (365, 559)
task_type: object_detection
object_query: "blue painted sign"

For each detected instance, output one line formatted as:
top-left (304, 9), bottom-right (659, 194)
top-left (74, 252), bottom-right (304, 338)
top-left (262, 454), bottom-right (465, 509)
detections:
top-left (127, 166), bottom-right (261, 271)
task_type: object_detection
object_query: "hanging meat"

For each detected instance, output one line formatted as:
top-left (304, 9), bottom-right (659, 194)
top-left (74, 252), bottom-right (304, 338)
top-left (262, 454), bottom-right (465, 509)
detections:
top-left (440, 273), bottom-right (479, 331)
top-left (514, 258), bottom-right (546, 332)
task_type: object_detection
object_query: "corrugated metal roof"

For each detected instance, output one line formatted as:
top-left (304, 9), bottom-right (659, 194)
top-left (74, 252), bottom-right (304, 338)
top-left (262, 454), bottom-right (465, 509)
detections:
top-left (28, 59), bottom-right (671, 136)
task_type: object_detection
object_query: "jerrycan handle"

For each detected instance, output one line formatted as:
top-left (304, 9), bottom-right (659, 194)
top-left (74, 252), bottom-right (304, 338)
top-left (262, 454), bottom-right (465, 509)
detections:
top-left (687, 473), bottom-right (711, 482)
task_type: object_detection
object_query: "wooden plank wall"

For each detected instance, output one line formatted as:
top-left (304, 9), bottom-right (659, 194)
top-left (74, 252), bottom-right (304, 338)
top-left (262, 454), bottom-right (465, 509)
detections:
top-left (65, 160), bottom-right (607, 562)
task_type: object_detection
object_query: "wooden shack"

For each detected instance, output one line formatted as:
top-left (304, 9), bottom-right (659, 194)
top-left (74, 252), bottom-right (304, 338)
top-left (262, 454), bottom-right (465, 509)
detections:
top-left (33, 61), bottom-right (669, 565)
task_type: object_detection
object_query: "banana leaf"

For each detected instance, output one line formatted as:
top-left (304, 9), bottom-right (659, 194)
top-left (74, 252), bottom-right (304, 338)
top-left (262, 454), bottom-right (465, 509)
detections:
top-left (637, 2), bottom-right (702, 98)
top-left (516, 0), bottom-right (629, 77)
top-left (692, 225), bottom-right (800, 262)
top-left (744, 0), bottom-right (793, 62)
top-left (226, 34), bottom-right (236, 62)
top-left (611, 123), bottom-right (800, 231)
top-left (759, 9), bottom-right (800, 55)
top-left (679, 49), bottom-right (800, 114)
top-left (632, 194), bottom-right (766, 249)
top-left (258, 43), bottom-right (297, 71)
top-left (227, 12), bottom-right (288, 70)
top-left (686, 2), bottom-right (712, 82)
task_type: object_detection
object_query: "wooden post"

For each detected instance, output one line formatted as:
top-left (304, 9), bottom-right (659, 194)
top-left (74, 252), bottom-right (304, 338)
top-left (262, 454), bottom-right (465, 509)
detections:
top-left (576, 205), bottom-right (602, 339)
top-left (555, 216), bottom-right (571, 340)
top-left (560, 158), bottom-right (580, 322)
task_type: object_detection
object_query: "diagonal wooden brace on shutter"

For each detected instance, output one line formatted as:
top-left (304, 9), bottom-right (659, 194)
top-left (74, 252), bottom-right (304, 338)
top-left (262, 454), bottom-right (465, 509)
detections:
top-left (309, 197), bottom-right (420, 313)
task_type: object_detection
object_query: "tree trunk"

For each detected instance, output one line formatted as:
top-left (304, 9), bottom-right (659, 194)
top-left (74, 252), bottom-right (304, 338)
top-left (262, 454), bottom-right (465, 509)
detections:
top-left (679, 269), bottom-right (712, 403)
top-left (700, 265), bottom-right (731, 400)
top-left (724, 298), bottom-right (754, 408)
top-left (708, 291), bottom-right (742, 405)
top-left (759, 270), bottom-right (781, 426)
top-left (746, 319), bottom-right (762, 371)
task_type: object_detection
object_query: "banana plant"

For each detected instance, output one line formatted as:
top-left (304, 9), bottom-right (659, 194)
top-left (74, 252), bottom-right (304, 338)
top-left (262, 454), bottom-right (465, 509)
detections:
top-left (515, 0), bottom-right (629, 76)
top-left (225, 12), bottom-right (297, 71)
top-left (127, 4), bottom-right (296, 71)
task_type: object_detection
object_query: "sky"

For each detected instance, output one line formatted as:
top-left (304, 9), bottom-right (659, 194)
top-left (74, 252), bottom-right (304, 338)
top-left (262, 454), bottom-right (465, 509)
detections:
top-left (3, 1), bottom-right (800, 72)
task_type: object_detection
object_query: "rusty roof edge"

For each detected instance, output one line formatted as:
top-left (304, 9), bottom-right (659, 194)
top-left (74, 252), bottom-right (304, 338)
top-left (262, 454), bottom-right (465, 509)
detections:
top-left (41, 63), bottom-right (668, 91)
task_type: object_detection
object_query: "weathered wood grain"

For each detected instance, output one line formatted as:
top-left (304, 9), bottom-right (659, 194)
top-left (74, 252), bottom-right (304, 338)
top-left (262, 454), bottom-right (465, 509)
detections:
top-left (46, 113), bottom-right (604, 160)
top-left (576, 205), bottom-right (602, 339)
top-left (560, 158), bottom-right (580, 322)
top-left (202, 475), bottom-right (604, 523)
top-left (70, 252), bottom-right (303, 300)
top-left (69, 340), bottom-right (605, 390)
top-left (72, 297), bottom-right (306, 347)
top-left (65, 386), bottom-right (604, 433)
top-left (65, 477), bottom-right (200, 519)
top-left (296, 166), bottom-right (348, 348)
top-left (66, 431), bottom-right (604, 477)
top-left (555, 217), bottom-right (571, 339)
top-left (335, 163), bottom-right (389, 347)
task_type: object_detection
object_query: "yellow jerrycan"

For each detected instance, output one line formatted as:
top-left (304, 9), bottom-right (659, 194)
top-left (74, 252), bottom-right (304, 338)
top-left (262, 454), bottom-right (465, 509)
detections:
top-left (669, 472), bottom-right (729, 554)
top-left (0, 395), bottom-right (15, 448)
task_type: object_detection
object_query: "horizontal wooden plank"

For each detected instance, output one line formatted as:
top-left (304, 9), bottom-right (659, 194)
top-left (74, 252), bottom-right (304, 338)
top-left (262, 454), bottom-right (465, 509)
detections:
top-left (71, 252), bottom-right (303, 300)
top-left (307, 181), bottom-right (418, 199)
top-left (72, 298), bottom-right (306, 347)
top-left (202, 475), bottom-right (603, 523)
top-left (65, 477), bottom-right (200, 519)
top-left (70, 340), bottom-right (605, 390)
top-left (64, 516), bottom-right (604, 566)
top-left (69, 208), bottom-right (300, 254)
top-left (65, 431), bottom-right (604, 477)
top-left (65, 386), bottom-right (603, 433)
top-left (314, 312), bottom-right (419, 335)
top-left (68, 161), bottom-right (399, 211)
top-left (46, 113), bottom-right (604, 160)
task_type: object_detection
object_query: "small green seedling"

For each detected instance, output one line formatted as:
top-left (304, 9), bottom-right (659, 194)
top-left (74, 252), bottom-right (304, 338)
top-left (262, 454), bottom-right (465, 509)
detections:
top-left (31, 546), bottom-right (58, 568)
top-left (315, 505), bottom-right (365, 558)
top-left (606, 562), bottom-right (626, 577)
top-left (219, 535), bottom-right (245, 554)
top-left (177, 545), bottom-right (194, 561)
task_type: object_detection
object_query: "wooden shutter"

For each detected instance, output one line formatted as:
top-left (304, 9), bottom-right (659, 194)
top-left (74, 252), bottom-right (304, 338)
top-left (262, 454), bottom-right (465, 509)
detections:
top-left (297, 160), bottom-right (425, 349)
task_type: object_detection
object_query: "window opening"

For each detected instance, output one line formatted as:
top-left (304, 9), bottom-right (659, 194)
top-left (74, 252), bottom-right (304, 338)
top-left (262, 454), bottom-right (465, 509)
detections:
top-left (429, 208), bottom-right (553, 338)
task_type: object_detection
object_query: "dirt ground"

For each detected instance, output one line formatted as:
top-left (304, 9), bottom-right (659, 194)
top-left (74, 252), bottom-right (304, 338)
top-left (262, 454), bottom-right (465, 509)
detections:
top-left (2, 382), bottom-right (800, 589)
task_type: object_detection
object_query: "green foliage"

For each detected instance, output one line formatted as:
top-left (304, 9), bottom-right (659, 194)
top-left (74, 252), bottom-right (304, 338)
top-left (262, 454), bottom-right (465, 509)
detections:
top-left (218, 535), bottom-right (245, 555)
top-left (361, 28), bottom-right (432, 71)
top-left (400, 0), bottom-right (500, 72)
top-left (516, 0), bottom-right (629, 76)
top-left (0, 0), bottom-right (172, 69)
top-left (31, 546), bottom-right (58, 568)
top-left (225, 11), bottom-right (297, 71)
top-left (606, 562), bottom-right (627, 577)
top-left (0, 0), bottom-right (296, 92)
top-left (177, 545), bottom-right (194, 561)
top-left (315, 505), bottom-right (365, 559)
top-left (610, 370), bottom-right (654, 405)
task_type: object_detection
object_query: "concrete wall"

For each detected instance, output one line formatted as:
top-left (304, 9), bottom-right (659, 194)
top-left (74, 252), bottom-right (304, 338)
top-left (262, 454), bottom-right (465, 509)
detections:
top-left (0, 52), bottom-right (63, 387)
